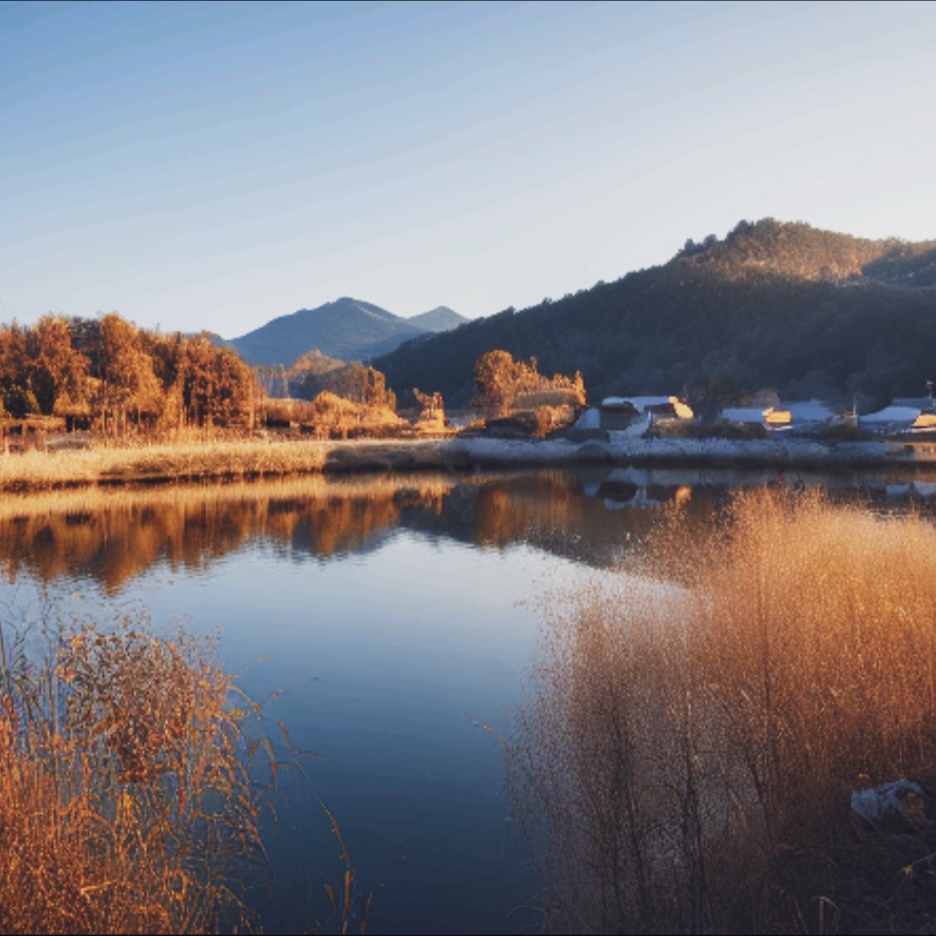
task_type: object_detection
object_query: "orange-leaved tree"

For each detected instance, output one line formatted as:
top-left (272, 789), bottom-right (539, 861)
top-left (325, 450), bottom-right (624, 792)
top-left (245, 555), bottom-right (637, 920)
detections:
top-left (473, 350), bottom-right (586, 420)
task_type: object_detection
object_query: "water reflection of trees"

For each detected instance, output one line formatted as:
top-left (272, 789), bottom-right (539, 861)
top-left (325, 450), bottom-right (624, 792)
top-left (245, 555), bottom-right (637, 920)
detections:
top-left (2, 467), bottom-right (929, 595)
top-left (0, 478), bottom-right (451, 592)
top-left (0, 471), bottom-right (709, 591)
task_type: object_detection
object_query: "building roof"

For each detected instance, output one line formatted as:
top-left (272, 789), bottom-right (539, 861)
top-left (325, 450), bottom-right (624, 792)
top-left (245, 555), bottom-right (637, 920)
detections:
top-left (784, 399), bottom-right (834, 422)
top-left (892, 396), bottom-right (935, 409)
top-left (860, 405), bottom-right (921, 425)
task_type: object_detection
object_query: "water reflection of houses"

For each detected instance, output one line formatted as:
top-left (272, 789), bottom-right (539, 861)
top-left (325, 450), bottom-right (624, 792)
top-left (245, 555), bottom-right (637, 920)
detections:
top-left (583, 467), bottom-right (692, 509)
top-left (885, 481), bottom-right (936, 501)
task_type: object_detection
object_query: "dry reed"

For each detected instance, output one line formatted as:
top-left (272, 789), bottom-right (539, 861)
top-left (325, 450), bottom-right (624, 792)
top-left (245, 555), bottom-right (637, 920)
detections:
top-left (511, 489), bottom-right (936, 934)
top-left (0, 613), bottom-right (265, 934)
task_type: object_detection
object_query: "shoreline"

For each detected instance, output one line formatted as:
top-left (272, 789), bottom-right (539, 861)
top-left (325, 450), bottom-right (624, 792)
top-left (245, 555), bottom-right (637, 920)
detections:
top-left (1, 434), bottom-right (935, 494)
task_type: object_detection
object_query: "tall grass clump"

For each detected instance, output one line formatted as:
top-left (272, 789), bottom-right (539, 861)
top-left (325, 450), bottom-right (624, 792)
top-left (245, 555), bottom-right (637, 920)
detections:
top-left (0, 615), bottom-right (265, 934)
top-left (511, 489), bottom-right (936, 933)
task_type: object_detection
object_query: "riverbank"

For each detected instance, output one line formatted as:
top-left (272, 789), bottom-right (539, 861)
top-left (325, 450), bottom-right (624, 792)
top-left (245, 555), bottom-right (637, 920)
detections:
top-left (1, 434), bottom-right (934, 493)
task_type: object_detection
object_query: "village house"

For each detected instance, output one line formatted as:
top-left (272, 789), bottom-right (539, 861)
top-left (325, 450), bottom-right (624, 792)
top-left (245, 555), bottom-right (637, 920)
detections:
top-left (592, 395), bottom-right (693, 432)
top-left (860, 405), bottom-right (929, 432)
top-left (719, 398), bottom-right (834, 430)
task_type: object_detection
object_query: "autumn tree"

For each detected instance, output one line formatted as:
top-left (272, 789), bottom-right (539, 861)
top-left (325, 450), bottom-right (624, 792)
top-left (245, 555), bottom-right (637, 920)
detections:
top-left (414, 388), bottom-right (444, 419)
top-left (208, 344), bottom-right (254, 428)
top-left (292, 362), bottom-right (397, 413)
top-left (473, 350), bottom-right (519, 418)
top-left (0, 323), bottom-right (33, 417)
top-left (473, 350), bottom-right (586, 419)
top-left (0, 313), bottom-right (255, 435)
top-left (98, 314), bottom-right (164, 436)
top-left (28, 315), bottom-right (90, 418)
top-left (180, 335), bottom-right (254, 430)
top-left (141, 330), bottom-right (186, 431)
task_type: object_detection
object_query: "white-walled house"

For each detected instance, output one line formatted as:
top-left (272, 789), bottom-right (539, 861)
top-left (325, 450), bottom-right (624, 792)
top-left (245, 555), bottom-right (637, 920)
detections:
top-left (573, 407), bottom-right (601, 430)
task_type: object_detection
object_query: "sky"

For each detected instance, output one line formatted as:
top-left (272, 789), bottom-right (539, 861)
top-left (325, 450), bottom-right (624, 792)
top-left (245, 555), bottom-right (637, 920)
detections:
top-left (3, 0), bottom-right (936, 338)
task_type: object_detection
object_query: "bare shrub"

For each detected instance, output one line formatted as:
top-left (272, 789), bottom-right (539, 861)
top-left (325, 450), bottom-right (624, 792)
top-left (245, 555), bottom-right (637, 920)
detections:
top-left (510, 490), bottom-right (936, 933)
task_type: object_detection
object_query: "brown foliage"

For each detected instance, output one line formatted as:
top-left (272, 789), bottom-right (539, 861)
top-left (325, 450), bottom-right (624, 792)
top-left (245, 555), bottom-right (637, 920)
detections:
top-left (0, 316), bottom-right (255, 438)
top-left (411, 389), bottom-right (447, 434)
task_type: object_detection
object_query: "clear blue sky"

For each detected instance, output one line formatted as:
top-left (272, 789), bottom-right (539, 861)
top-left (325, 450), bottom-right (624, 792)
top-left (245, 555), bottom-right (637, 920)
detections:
top-left (3, 0), bottom-right (936, 337)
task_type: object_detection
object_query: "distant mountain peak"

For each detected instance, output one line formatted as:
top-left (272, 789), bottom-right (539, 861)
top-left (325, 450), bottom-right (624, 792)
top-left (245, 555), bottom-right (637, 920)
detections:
top-left (408, 306), bottom-right (468, 332)
top-left (225, 298), bottom-right (464, 368)
top-left (332, 297), bottom-right (400, 322)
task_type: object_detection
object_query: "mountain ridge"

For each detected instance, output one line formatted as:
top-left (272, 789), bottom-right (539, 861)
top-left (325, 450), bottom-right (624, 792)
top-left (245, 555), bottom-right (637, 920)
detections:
top-left (374, 219), bottom-right (936, 409)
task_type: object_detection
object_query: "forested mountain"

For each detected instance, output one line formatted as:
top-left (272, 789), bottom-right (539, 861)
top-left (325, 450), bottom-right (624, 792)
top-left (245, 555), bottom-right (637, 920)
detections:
top-left (227, 298), bottom-right (465, 368)
top-left (375, 219), bottom-right (936, 409)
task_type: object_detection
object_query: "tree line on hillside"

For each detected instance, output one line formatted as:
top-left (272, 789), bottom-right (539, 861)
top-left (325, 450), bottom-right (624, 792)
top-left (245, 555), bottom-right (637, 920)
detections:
top-left (676, 218), bottom-right (936, 284)
top-left (0, 314), bottom-right (255, 434)
top-left (375, 219), bottom-right (936, 411)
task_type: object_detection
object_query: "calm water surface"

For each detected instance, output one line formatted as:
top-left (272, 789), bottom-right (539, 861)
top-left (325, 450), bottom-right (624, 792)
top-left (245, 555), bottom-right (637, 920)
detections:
top-left (2, 467), bottom-right (934, 933)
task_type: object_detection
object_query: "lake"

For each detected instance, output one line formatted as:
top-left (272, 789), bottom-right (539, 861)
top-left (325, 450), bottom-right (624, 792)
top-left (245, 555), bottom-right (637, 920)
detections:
top-left (2, 466), bottom-right (935, 933)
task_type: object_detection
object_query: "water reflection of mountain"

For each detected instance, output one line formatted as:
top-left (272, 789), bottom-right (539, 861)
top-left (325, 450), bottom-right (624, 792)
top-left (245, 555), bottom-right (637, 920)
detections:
top-left (1, 467), bottom-right (935, 591)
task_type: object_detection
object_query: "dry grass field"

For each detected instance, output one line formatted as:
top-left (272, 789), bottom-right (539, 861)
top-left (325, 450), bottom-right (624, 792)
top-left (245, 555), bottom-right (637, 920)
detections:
top-left (512, 490), bottom-right (936, 934)
top-left (0, 437), bottom-right (333, 491)
top-left (0, 427), bottom-right (495, 493)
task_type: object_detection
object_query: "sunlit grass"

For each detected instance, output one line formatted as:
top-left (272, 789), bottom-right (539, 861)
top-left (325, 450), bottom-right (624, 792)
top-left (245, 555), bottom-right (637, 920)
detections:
top-left (512, 489), bottom-right (936, 933)
top-left (0, 435), bottom-right (486, 493)
top-left (0, 438), bottom-right (334, 491)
